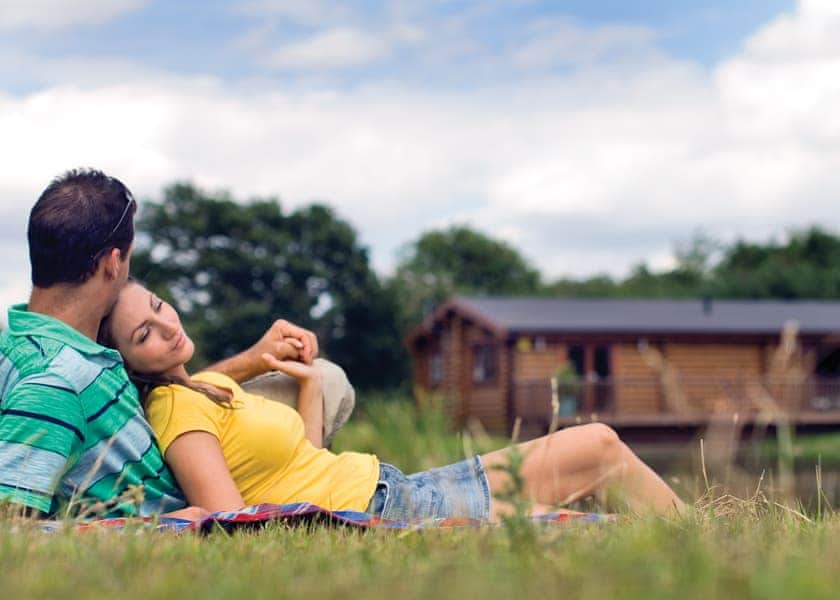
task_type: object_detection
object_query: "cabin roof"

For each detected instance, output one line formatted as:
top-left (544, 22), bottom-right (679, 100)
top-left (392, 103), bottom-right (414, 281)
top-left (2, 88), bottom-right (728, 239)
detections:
top-left (410, 297), bottom-right (840, 341)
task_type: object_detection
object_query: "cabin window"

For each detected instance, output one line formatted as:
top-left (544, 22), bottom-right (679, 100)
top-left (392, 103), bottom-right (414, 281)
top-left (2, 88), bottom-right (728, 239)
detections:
top-left (594, 345), bottom-right (611, 380)
top-left (472, 344), bottom-right (498, 384)
top-left (429, 352), bottom-right (443, 387)
top-left (568, 345), bottom-right (585, 376)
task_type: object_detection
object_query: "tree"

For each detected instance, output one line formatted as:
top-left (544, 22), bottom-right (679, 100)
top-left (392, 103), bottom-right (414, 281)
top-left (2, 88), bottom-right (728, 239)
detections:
top-left (132, 183), bottom-right (406, 391)
top-left (542, 227), bottom-right (840, 301)
top-left (389, 226), bottom-right (542, 331)
top-left (713, 227), bottom-right (840, 299)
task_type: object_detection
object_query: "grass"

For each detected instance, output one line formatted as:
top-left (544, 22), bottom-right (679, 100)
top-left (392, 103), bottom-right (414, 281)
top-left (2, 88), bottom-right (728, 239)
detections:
top-left (2, 395), bottom-right (839, 599)
top-left (3, 511), bottom-right (838, 599)
top-left (751, 431), bottom-right (840, 466)
top-left (330, 393), bottom-right (507, 471)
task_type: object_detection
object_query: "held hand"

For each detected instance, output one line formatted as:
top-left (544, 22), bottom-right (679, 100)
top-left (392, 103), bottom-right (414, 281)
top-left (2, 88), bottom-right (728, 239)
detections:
top-left (207, 320), bottom-right (317, 383)
top-left (251, 320), bottom-right (319, 365)
top-left (261, 353), bottom-right (322, 387)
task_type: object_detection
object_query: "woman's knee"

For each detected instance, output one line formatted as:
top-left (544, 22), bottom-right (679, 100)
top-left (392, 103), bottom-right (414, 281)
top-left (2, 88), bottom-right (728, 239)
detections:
top-left (577, 422), bottom-right (620, 447)
top-left (561, 423), bottom-right (625, 464)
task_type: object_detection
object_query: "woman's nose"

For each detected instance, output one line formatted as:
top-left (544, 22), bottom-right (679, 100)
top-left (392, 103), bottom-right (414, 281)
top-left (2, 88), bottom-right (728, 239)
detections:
top-left (157, 317), bottom-right (179, 339)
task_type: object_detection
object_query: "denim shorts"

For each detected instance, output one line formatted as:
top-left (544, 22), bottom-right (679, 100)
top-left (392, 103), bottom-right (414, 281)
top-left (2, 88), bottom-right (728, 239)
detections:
top-left (366, 456), bottom-right (491, 522)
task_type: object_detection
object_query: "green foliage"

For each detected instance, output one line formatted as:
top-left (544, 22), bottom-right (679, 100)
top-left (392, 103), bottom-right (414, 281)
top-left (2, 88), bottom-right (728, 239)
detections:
top-left (331, 394), bottom-right (505, 472)
top-left (752, 431), bottom-right (840, 468)
top-left (132, 183), bottom-right (406, 391)
top-left (713, 227), bottom-right (840, 299)
top-left (546, 227), bottom-right (840, 301)
top-left (389, 226), bottom-right (542, 331)
top-left (489, 445), bottom-right (539, 550)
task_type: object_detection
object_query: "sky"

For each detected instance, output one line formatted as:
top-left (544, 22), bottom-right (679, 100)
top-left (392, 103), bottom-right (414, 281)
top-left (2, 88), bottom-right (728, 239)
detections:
top-left (3, 0), bottom-right (840, 321)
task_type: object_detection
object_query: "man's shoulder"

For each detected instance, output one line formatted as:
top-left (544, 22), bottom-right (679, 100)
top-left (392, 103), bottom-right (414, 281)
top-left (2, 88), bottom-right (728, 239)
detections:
top-left (1, 331), bottom-right (119, 404)
top-left (1, 327), bottom-right (58, 366)
top-left (1, 331), bottom-right (62, 398)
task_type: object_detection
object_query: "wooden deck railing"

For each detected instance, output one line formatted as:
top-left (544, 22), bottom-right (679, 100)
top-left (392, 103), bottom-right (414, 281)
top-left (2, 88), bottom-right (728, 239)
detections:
top-left (513, 376), bottom-right (840, 426)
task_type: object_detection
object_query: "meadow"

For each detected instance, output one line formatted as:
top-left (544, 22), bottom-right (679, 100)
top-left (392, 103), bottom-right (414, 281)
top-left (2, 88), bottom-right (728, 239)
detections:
top-left (2, 396), bottom-right (839, 599)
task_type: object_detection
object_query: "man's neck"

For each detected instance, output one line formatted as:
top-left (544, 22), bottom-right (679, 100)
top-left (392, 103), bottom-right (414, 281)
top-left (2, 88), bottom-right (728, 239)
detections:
top-left (28, 285), bottom-right (109, 341)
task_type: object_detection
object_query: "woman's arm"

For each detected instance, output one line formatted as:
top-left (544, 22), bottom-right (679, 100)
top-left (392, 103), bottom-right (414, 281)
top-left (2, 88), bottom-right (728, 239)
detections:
top-left (164, 431), bottom-right (246, 513)
top-left (261, 354), bottom-right (324, 448)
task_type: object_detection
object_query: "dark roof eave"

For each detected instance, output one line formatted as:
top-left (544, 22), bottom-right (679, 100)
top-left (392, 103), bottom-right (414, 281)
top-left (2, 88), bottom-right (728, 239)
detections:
top-left (405, 297), bottom-right (507, 347)
top-left (506, 326), bottom-right (840, 337)
top-left (405, 296), bottom-right (840, 348)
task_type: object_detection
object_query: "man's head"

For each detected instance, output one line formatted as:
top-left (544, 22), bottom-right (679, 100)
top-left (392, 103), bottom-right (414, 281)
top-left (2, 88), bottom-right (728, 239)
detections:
top-left (28, 168), bottom-right (136, 289)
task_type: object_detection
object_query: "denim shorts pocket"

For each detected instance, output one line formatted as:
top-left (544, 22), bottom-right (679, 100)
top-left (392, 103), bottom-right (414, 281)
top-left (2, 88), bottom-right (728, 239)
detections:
top-left (368, 479), bottom-right (390, 517)
top-left (383, 475), bottom-right (444, 522)
top-left (368, 462), bottom-right (403, 517)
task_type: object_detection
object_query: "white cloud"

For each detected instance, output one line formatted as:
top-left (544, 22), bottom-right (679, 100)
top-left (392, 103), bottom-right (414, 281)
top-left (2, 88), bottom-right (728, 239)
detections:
top-left (265, 27), bottom-right (391, 70)
top-left (0, 0), bottom-right (148, 31)
top-left (238, 0), bottom-right (355, 26)
top-left (510, 19), bottom-right (658, 69)
top-left (2, 0), bottom-right (840, 321)
top-left (262, 24), bottom-right (425, 70)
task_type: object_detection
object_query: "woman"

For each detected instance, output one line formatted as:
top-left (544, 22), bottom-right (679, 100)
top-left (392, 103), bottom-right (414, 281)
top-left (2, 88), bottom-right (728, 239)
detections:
top-left (99, 281), bottom-right (685, 521)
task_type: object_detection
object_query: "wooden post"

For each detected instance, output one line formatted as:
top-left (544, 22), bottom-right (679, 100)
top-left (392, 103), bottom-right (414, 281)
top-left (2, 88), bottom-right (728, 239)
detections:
top-left (583, 345), bottom-right (595, 413)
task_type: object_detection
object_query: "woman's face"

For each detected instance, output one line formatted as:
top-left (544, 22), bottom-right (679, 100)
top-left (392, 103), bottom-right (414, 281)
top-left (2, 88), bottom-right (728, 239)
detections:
top-left (108, 282), bottom-right (195, 375)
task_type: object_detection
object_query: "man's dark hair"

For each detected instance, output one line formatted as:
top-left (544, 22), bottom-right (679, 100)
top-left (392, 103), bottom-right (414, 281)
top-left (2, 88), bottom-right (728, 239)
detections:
top-left (28, 168), bottom-right (137, 287)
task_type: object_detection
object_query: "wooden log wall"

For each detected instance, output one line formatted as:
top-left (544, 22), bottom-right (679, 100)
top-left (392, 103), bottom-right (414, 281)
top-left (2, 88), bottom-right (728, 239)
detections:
top-left (413, 313), bottom-right (510, 433)
top-left (514, 339), bottom-right (567, 379)
top-left (663, 343), bottom-right (761, 412)
top-left (412, 313), bottom-right (820, 429)
top-left (611, 343), bottom-right (660, 414)
top-left (462, 322), bottom-right (509, 433)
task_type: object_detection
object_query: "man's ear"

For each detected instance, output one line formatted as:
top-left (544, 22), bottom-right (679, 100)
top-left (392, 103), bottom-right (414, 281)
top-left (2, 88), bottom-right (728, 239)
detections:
top-left (102, 248), bottom-right (123, 280)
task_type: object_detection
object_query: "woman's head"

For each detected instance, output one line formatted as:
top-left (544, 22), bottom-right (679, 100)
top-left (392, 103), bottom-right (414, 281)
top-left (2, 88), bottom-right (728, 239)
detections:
top-left (98, 280), bottom-right (195, 376)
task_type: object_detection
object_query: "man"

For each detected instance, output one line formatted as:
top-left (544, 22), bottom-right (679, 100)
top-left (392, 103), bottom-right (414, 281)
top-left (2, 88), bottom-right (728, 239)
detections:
top-left (0, 169), bottom-right (351, 518)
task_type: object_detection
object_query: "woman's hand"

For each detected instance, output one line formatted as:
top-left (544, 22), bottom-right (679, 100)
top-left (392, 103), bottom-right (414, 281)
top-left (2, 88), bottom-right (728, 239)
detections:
top-left (252, 320), bottom-right (319, 365)
top-left (162, 505), bottom-right (211, 521)
top-left (261, 353), bottom-right (321, 385)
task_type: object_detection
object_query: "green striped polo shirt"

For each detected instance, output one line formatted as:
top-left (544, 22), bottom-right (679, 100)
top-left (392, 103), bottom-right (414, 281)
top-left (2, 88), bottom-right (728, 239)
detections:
top-left (0, 304), bottom-right (185, 516)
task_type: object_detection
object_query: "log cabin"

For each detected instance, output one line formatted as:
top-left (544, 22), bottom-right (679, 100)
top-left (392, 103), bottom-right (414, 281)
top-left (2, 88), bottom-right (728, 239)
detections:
top-left (407, 297), bottom-right (840, 439)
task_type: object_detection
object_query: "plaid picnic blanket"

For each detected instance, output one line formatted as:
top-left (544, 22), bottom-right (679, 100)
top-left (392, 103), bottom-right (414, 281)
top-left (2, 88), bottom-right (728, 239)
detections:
top-left (40, 503), bottom-right (616, 533)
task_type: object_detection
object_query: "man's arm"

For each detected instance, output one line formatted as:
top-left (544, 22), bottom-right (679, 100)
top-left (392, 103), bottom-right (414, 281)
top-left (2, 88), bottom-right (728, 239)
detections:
top-left (0, 384), bottom-right (84, 515)
top-left (206, 319), bottom-right (319, 383)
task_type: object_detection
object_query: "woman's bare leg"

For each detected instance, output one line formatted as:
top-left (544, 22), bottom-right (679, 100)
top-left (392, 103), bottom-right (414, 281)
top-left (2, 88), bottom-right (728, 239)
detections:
top-left (480, 423), bottom-right (684, 520)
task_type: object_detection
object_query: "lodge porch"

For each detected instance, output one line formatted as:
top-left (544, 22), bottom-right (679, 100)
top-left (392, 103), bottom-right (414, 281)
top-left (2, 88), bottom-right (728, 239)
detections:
top-left (511, 376), bottom-right (840, 442)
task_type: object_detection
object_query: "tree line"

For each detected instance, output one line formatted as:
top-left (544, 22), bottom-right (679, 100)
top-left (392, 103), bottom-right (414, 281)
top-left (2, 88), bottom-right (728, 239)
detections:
top-left (131, 183), bottom-right (840, 391)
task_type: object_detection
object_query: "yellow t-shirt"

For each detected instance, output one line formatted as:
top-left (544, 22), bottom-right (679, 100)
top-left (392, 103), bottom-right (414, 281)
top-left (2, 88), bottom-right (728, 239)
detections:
top-left (144, 371), bottom-right (380, 512)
